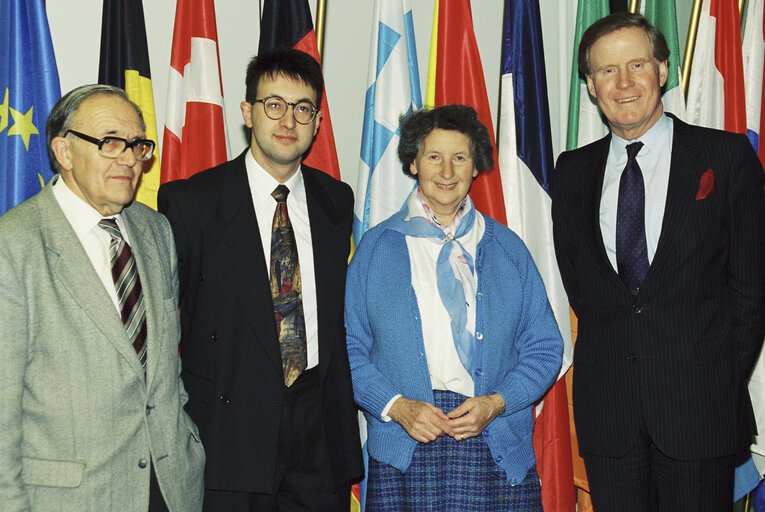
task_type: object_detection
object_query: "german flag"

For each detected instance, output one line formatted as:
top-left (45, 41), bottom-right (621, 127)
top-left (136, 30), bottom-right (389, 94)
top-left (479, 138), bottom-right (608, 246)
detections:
top-left (98, 0), bottom-right (161, 209)
top-left (259, 0), bottom-right (341, 180)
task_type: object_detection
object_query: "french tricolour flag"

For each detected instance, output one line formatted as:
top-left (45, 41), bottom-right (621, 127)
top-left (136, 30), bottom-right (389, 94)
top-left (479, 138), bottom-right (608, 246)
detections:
top-left (499, 1), bottom-right (575, 510)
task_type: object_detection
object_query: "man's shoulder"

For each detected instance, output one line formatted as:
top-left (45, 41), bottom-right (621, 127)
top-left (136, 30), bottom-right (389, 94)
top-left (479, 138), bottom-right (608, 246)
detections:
top-left (302, 164), bottom-right (352, 196)
top-left (160, 153), bottom-right (244, 197)
top-left (558, 135), bottom-right (610, 163)
top-left (0, 187), bottom-right (49, 236)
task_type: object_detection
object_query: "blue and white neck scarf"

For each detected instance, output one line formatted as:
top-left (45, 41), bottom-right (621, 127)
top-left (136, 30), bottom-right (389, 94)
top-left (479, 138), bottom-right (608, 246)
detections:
top-left (380, 189), bottom-right (478, 376)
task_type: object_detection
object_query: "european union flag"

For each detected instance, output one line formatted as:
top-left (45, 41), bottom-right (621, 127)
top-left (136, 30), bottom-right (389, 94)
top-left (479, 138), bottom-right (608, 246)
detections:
top-left (0, 0), bottom-right (61, 216)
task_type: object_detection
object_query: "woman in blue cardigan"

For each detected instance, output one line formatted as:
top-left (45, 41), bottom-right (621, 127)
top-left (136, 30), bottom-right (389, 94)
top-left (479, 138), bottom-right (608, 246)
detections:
top-left (345, 105), bottom-right (564, 511)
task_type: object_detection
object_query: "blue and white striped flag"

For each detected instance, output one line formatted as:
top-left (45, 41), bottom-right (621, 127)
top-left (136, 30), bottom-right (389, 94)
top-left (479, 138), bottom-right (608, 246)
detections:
top-left (353, 0), bottom-right (422, 243)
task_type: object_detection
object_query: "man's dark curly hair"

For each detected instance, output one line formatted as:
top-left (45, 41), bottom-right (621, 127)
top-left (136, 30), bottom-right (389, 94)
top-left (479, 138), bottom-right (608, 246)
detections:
top-left (398, 104), bottom-right (494, 178)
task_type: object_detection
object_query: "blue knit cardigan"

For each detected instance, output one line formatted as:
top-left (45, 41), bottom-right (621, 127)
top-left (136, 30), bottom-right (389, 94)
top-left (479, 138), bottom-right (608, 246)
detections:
top-left (345, 213), bottom-right (564, 485)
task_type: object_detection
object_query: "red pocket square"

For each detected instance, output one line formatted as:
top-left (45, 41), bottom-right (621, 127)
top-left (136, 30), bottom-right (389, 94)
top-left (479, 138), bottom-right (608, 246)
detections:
top-left (696, 169), bottom-right (715, 200)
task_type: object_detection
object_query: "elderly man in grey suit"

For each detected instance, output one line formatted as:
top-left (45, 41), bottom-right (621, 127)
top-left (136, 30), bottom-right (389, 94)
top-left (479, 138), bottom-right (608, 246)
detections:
top-left (0, 84), bottom-right (205, 512)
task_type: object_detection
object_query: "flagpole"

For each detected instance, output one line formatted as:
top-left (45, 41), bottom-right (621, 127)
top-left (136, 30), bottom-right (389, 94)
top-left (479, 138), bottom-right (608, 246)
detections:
top-left (315, 0), bottom-right (327, 63)
top-left (628, 0), bottom-right (638, 13)
top-left (682, 0), bottom-right (703, 97)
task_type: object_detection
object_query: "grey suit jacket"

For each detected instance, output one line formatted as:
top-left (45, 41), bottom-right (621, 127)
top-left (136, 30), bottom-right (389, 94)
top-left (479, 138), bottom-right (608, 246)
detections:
top-left (0, 177), bottom-right (205, 511)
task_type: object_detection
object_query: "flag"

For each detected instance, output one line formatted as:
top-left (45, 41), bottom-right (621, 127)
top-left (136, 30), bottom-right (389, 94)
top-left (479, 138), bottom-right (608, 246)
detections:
top-left (162, 0), bottom-right (229, 183)
top-left (425, 0), bottom-right (506, 225)
top-left (563, 3), bottom-right (609, 509)
top-left (353, 0), bottom-right (422, 242)
top-left (686, 0), bottom-right (746, 133)
top-left (640, 0), bottom-right (686, 120)
top-left (743, 0), bottom-right (765, 476)
top-left (499, 1), bottom-right (575, 510)
top-left (743, 0), bottom-right (765, 163)
top-left (565, 0), bottom-right (609, 151)
top-left (0, 0), bottom-right (60, 215)
top-left (98, 0), bottom-right (161, 209)
top-left (259, 0), bottom-right (341, 180)
top-left (352, 3), bottom-right (423, 508)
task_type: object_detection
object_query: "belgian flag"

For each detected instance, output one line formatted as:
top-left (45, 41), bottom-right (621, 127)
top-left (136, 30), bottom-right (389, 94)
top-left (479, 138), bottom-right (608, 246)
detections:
top-left (98, 0), bottom-right (161, 210)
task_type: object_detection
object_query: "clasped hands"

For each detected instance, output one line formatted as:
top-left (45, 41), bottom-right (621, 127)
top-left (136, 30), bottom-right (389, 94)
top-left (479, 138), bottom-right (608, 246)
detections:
top-left (387, 394), bottom-right (506, 444)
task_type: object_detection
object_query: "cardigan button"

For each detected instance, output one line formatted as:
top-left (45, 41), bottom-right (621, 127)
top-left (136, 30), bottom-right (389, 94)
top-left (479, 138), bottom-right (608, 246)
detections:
top-left (138, 458), bottom-right (148, 469)
top-left (475, 331), bottom-right (483, 340)
top-left (495, 455), bottom-right (503, 464)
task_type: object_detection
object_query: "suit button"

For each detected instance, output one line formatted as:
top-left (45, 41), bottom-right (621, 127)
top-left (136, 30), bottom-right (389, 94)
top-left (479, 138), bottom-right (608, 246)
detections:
top-left (627, 354), bottom-right (637, 361)
top-left (211, 332), bottom-right (218, 342)
top-left (475, 331), bottom-right (483, 340)
top-left (633, 306), bottom-right (643, 314)
top-left (146, 405), bottom-right (154, 415)
top-left (220, 395), bottom-right (230, 405)
top-left (138, 458), bottom-right (148, 469)
top-left (200, 273), bottom-right (206, 281)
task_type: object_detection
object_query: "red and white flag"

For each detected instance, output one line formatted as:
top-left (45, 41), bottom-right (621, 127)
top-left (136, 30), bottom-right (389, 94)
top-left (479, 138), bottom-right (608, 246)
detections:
top-left (161, 0), bottom-right (229, 182)
top-left (686, 0), bottom-right (746, 133)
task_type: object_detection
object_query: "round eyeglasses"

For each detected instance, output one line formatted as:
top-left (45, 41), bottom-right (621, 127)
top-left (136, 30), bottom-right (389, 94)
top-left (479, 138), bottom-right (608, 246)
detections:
top-left (253, 96), bottom-right (318, 125)
top-left (64, 130), bottom-right (156, 161)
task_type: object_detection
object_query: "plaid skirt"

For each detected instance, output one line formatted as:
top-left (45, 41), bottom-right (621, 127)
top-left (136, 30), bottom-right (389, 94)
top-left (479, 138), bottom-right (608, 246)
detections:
top-left (365, 390), bottom-right (543, 512)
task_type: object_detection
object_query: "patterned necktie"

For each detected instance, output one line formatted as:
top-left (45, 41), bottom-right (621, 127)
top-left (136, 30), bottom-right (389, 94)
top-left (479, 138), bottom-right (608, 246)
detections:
top-left (616, 141), bottom-right (649, 295)
top-left (98, 218), bottom-right (147, 369)
top-left (269, 185), bottom-right (307, 387)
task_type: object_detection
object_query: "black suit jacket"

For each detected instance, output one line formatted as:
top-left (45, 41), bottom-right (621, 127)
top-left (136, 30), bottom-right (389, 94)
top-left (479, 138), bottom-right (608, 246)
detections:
top-left (158, 150), bottom-right (363, 493)
top-left (552, 115), bottom-right (765, 460)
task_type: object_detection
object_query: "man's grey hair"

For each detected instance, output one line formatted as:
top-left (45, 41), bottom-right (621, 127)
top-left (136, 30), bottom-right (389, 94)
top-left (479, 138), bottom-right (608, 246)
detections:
top-left (46, 84), bottom-right (145, 173)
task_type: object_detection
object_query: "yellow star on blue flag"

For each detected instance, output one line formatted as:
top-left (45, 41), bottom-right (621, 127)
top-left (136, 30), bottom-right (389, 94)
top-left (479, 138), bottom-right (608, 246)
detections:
top-left (1, 0), bottom-right (61, 215)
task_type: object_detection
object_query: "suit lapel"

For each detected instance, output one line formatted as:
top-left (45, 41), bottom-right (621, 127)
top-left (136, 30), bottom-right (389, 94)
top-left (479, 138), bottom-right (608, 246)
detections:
top-left (641, 116), bottom-right (702, 289)
top-left (303, 168), bottom-right (347, 379)
top-left (121, 206), bottom-right (164, 387)
top-left (39, 182), bottom-right (145, 378)
top-left (206, 154), bottom-right (283, 372)
top-left (583, 136), bottom-right (621, 282)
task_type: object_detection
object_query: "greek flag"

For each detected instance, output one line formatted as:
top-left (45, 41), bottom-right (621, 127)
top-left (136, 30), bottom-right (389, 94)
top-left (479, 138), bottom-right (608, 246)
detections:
top-left (353, 0), bottom-right (422, 243)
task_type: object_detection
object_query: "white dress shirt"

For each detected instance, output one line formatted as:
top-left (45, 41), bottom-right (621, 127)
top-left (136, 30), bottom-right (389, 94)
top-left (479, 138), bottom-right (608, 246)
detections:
top-left (600, 114), bottom-right (673, 270)
top-left (405, 192), bottom-right (484, 399)
top-left (52, 175), bottom-right (129, 315)
top-left (245, 151), bottom-right (319, 370)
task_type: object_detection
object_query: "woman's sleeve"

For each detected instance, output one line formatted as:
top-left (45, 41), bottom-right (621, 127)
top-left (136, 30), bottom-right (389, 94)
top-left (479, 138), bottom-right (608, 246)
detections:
top-left (345, 232), bottom-right (403, 419)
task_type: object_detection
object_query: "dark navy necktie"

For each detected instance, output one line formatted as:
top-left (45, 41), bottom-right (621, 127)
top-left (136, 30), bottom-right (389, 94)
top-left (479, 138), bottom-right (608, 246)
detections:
top-left (616, 141), bottom-right (649, 295)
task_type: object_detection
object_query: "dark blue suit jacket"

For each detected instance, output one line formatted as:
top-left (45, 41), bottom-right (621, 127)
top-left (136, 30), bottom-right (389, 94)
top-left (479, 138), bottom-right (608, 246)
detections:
top-left (158, 150), bottom-right (363, 492)
top-left (552, 115), bottom-right (765, 460)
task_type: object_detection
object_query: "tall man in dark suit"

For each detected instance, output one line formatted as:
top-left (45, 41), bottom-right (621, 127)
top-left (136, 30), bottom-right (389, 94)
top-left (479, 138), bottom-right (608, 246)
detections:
top-left (158, 49), bottom-right (363, 511)
top-left (0, 84), bottom-right (205, 511)
top-left (552, 13), bottom-right (765, 511)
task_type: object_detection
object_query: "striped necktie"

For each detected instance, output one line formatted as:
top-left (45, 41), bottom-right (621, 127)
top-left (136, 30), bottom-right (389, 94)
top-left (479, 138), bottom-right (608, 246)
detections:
top-left (98, 218), bottom-right (147, 370)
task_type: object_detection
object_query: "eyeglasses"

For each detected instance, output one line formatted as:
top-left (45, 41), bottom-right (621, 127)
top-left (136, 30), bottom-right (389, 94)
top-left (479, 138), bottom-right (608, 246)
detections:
top-left (64, 130), bottom-right (156, 161)
top-left (253, 96), bottom-right (318, 125)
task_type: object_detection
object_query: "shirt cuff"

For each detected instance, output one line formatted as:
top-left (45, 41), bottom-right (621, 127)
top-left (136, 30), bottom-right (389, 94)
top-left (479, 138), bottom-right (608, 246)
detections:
top-left (381, 394), bottom-right (403, 422)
